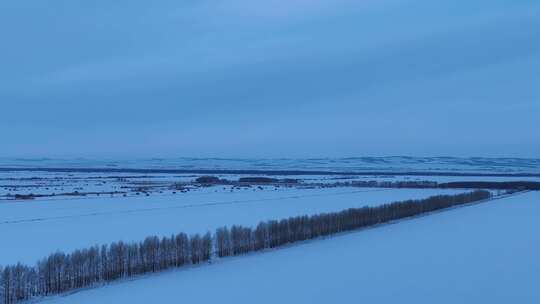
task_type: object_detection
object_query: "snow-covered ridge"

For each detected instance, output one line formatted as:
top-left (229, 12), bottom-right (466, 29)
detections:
top-left (1, 157), bottom-right (540, 173)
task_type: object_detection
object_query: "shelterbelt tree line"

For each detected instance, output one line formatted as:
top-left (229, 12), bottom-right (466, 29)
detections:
top-left (0, 190), bottom-right (493, 304)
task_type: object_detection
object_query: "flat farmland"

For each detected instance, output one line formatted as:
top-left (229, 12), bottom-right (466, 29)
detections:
top-left (40, 191), bottom-right (540, 304)
top-left (0, 186), bottom-right (462, 264)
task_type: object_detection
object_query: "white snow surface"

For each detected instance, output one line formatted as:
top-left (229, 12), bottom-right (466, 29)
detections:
top-left (2, 156), bottom-right (540, 173)
top-left (1, 170), bottom-right (538, 200)
top-left (0, 187), bottom-right (461, 265)
top-left (40, 191), bottom-right (540, 304)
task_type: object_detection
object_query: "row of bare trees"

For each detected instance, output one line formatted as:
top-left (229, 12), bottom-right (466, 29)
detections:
top-left (1, 190), bottom-right (492, 304)
top-left (0, 233), bottom-right (212, 304)
top-left (214, 190), bottom-right (492, 257)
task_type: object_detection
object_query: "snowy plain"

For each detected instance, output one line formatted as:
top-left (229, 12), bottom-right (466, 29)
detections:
top-left (38, 191), bottom-right (540, 304)
top-left (2, 170), bottom-right (538, 200)
top-left (2, 157), bottom-right (540, 173)
top-left (0, 186), bottom-right (463, 265)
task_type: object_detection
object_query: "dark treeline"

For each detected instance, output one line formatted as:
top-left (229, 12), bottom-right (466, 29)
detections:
top-left (0, 233), bottom-right (212, 304)
top-left (326, 180), bottom-right (540, 191)
top-left (338, 180), bottom-right (439, 188)
top-left (195, 176), bottom-right (298, 185)
top-left (193, 177), bottom-right (540, 190)
top-left (438, 181), bottom-right (540, 190)
top-left (0, 190), bottom-right (492, 304)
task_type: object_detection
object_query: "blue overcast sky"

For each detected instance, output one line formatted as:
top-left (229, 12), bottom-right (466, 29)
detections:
top-left (1, 0), bottom-right (539, 158)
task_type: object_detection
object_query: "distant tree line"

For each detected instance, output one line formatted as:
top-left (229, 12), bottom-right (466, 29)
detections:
top-left (195, 176), bottom-right (299, 185)
top-left (438, 181), bottom-right (540, 190)
top-left (327, 180), bottom-right (540, 191)
top-left (0, 190), bottom-right (492, 304)
top-left (347, 180), bottom-right (438, 188)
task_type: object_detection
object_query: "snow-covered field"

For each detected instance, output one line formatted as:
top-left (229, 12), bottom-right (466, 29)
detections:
top-left (2, 157), bottom-right (540, 173)
top-left (1, 162), bottom-right (537, 302)
top-left (40, 191), bottom-right (540, 304)
top-left (0, 186), bottom-right (463, 265)
top-left (1, 170), bottom-right (538, 200)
